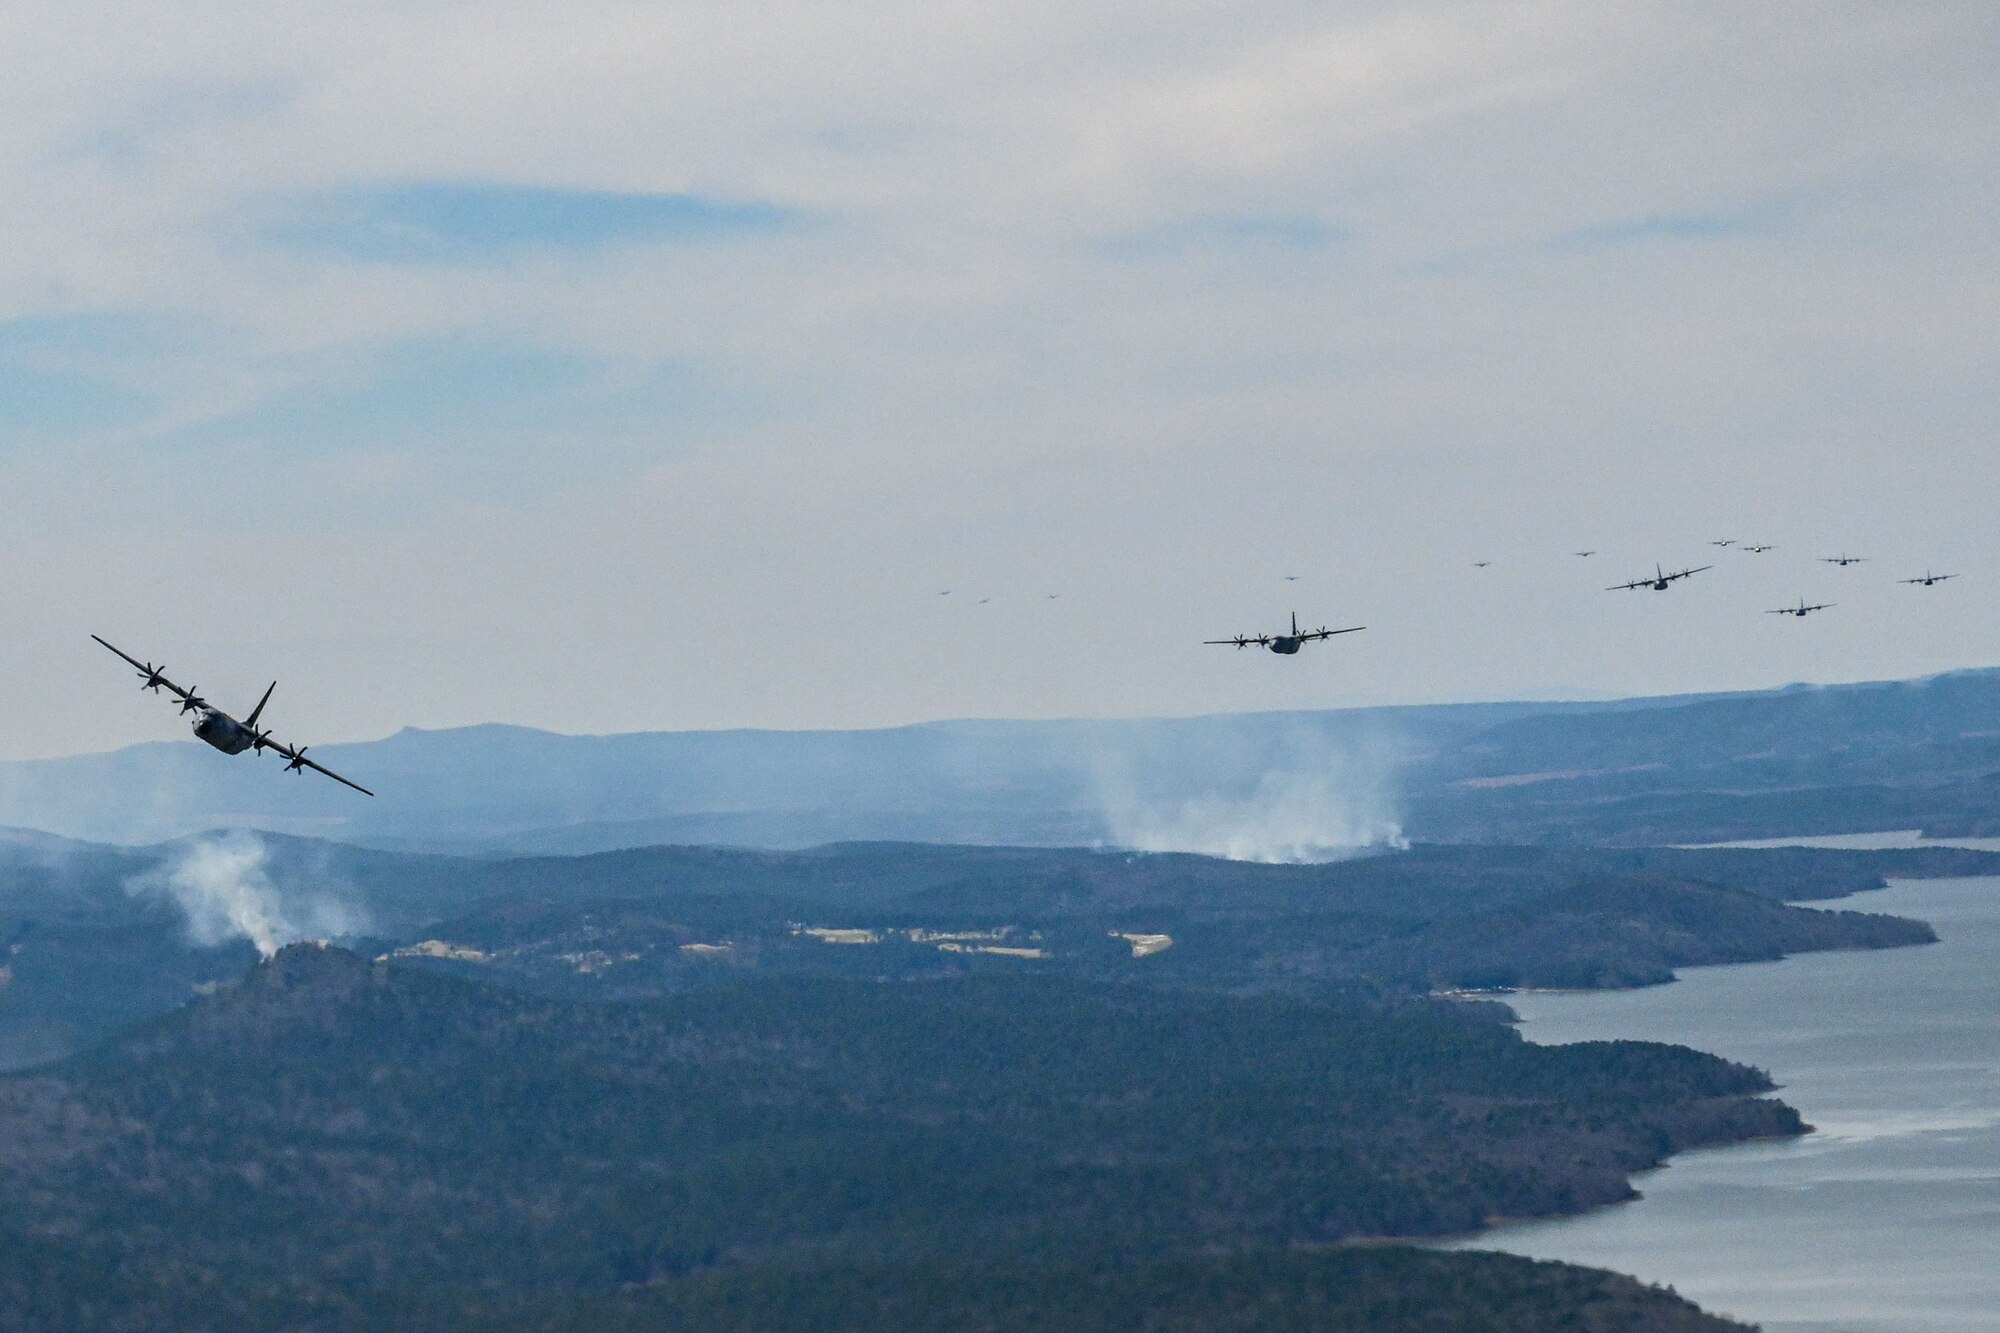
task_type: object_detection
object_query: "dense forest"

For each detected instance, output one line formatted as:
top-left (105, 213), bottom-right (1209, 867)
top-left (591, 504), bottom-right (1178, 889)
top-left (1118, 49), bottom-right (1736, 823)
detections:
top-left (5, 834), bottom-right (1979, 1327)
top-left (0, 1233), bottom-right (1750, 1332)
top-left (0, 942), bottom-right (1788, 1329)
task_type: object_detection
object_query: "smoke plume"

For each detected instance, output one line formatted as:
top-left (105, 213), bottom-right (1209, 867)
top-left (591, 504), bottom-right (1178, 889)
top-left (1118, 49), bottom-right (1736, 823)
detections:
top-left (1097, 733), bottom-right (1408, 864)
top-left (126, 831), bottom-right (367, 957)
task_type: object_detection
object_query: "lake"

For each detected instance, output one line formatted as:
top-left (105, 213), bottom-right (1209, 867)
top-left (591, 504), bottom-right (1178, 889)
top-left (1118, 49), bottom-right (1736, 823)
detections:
top-left (1445, 857), bottom-right (2000, 1331)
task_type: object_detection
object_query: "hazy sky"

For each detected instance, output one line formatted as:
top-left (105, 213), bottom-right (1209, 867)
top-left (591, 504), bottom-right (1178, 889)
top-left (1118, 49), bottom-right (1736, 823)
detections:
top-left (4, 2), bottom-right (1997, 758)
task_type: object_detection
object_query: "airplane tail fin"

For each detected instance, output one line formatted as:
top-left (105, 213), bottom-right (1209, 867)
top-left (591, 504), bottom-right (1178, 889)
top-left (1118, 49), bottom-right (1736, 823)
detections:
top-left (1291, 611), bottom-right (1299, 636)
top-left (246, 681), bottom-right (276, 728)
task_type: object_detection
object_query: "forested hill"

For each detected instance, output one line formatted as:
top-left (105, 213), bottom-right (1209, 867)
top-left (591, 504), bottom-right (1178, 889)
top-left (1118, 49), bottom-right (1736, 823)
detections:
top-left (1410, 669), bottom-right (2000, 843)
top-left (398, 847), bottom-right (1937, 999)
top-left (0, 943), bottom-right (1774, 1331)
top-left (4, 836), bottom-right (1968, 1064)
top-left (485, 1250), bottom-right (1752, 1333)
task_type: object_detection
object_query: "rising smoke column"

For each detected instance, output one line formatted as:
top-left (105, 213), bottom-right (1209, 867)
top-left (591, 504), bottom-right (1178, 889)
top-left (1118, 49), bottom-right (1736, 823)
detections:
top-left (126, 831), bottom-right (367, 957)
top-left (1096, 730), bottom-right (1409, 864)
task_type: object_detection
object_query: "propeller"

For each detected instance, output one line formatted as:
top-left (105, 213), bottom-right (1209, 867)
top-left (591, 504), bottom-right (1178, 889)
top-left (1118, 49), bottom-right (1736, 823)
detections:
top-left (177, 690), bottom-right (206, 715)
top-left (285, 747), bottom-right (310, 774)
top-left (138, 664), bottom-right (167, 692)
top-left (251, 730), bottom-right (276, 754)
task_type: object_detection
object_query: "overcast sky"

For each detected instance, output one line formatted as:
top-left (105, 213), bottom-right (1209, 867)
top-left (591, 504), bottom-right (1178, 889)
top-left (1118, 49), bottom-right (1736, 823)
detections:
top-left (3, 1), bottom-right (1996, 758)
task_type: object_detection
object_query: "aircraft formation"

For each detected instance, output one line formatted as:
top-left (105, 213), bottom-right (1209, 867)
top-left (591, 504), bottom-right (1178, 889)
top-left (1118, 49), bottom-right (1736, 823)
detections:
top-left (1590, 543), bottom-right (1955, 615)
top-left (92, 531), bottom-right (1964, 798)
top-left (1198, 538), bottom-right (1962, 677)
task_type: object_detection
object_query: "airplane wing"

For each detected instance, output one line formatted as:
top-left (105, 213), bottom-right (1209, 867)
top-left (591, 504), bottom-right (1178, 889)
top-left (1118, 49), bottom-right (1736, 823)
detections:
top-left (1607, 578), bottom-right (1650, 591)
top-left (92, 635), bottom-right (202, 706)
top-left (261, 738), bottom-right (375, 796)
top-left (1203, 635), bottom-right (1267, 647)
top-left (1670, 565), bottom-right (1714, 581)
top-left (1298, 626), bottom-right (1365, 642)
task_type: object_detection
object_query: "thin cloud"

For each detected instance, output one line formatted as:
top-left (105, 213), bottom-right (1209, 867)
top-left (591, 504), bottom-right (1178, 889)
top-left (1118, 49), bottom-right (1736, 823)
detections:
top-left (260, 182), bottom-right (802, 263)
top-left (1103, 213), bottom-right (1353, 259)
top-left (1548, 203), bottom-right (1795, 252)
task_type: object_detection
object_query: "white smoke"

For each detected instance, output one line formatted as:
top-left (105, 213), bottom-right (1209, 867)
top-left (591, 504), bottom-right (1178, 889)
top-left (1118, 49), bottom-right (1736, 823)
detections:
top-left (1097, 735), bottom-right (1409, 864)
top-left (126, 831), bottom-right (368, 958)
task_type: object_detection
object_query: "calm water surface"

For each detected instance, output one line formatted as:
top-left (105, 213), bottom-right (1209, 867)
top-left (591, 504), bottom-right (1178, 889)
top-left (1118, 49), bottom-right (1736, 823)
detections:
top-left (1445, 866), bottom-right (2000, 1332)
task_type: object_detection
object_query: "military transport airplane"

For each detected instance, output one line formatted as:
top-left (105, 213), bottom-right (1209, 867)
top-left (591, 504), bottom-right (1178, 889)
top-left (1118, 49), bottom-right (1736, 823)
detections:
top-left (1711, 540), bottom-right (1736, 548)
top-left (1205, 613), bottom-right (1364, 655)
top-left (1768, 599), bottom-right (1833, 618)
top-left (1823, 554), bottom-right (1867, 566)
top-left (1900, 571), bottom-right (1957, 587)
top-left (1741, 544), bottom-right (1775, 553)
top-left (1608, 563), bottom-right (1712, 592)
top-left (92, 636), bottom-right (374, 795)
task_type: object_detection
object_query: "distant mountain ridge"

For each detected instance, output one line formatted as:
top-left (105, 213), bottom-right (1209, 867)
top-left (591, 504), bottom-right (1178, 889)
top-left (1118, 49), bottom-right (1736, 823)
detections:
top-left (1414, 667), bottom-right (2000, 844)
top-left (0, 699), bottom-right (1575, 848)
top-left (6, 668), bottom-right (2000, 849)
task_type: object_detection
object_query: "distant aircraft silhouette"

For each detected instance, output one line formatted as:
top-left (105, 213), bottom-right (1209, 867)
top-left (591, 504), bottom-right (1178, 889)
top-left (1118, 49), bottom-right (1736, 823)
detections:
top-left (1608, 563), bottom-right (1712, 592)
top-left (1768, 598), bottom-right (1832, 618)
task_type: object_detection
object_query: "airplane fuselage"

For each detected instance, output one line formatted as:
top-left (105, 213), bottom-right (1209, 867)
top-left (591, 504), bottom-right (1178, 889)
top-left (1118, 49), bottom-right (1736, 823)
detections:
top-left (192, 709), bottom-right (258, 755)
top-left (1650, 580), bottom-right (1671, 591)
top-left (1268, 637), bottom-right (1304, 654)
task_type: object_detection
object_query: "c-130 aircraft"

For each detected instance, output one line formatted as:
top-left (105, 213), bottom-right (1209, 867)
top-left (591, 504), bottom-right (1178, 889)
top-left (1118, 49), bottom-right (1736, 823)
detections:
top-left (1607, 562), bottom-right (1711, 592)
top-left (93, 636), bottom-right (374, 795)
top-left (1205, 612), bottom-right (1364, 655)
